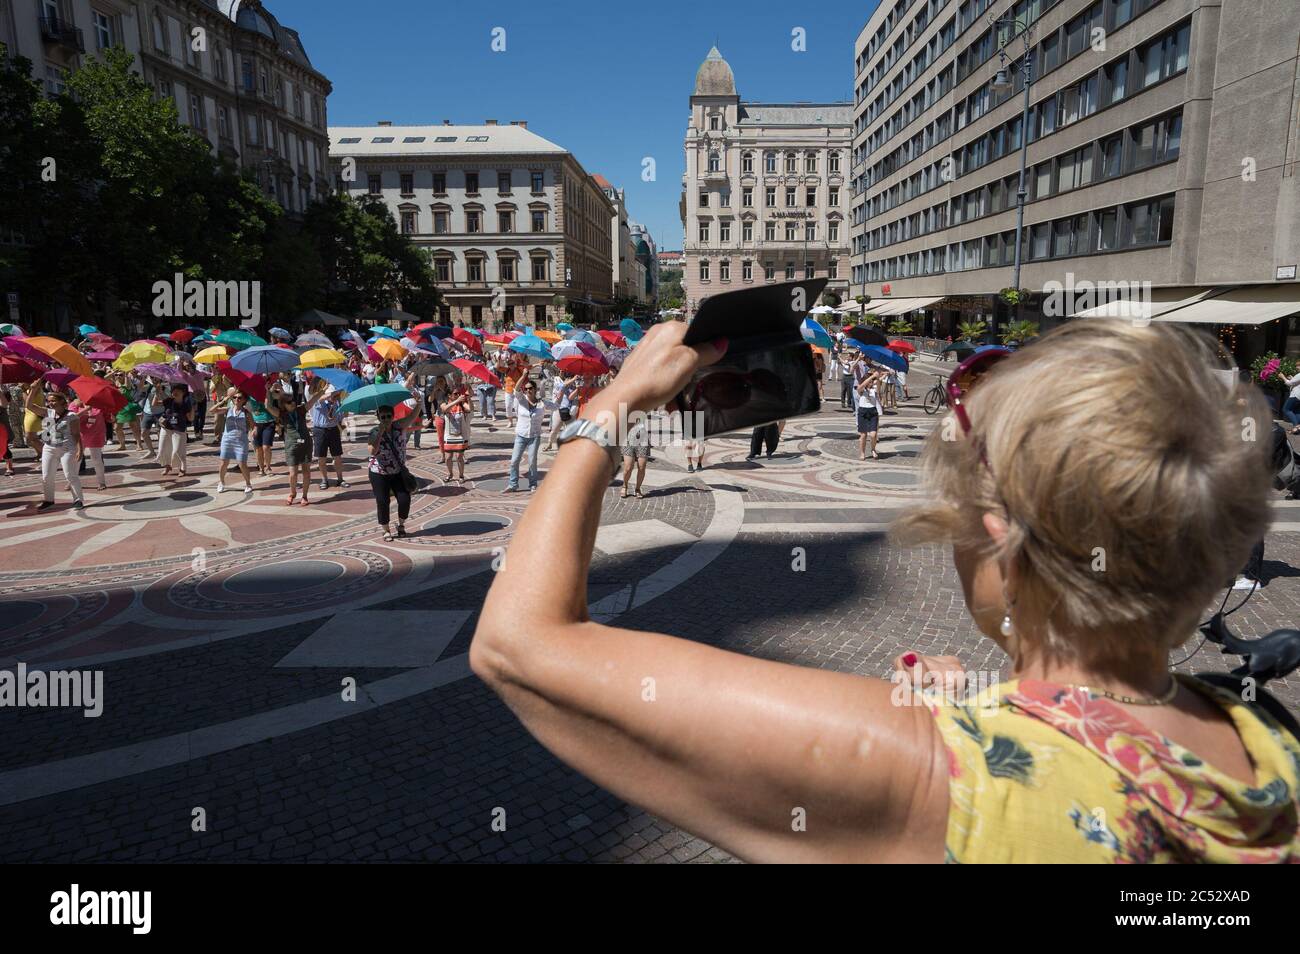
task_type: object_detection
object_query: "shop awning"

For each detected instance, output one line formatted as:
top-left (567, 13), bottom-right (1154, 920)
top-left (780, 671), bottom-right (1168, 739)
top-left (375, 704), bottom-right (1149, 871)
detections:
top-left (871, 296), bottom-right (944, 316)
top-left (1068, 286), bottom-right (1217, 320)
top-left (1151, 284), bottom-right (1300, 326)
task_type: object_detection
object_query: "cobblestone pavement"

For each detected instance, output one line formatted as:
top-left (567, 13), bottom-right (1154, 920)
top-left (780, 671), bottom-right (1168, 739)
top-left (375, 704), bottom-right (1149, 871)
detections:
top-left (1, 352), bottom-right (1297, 861)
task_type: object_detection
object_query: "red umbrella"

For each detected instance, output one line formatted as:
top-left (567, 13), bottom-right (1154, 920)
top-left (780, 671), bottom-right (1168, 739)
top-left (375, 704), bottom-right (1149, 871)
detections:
top-left (69, 375), bottom-right (127, 415)
top-left (170, 329), bottom-right (196, 344)
top-left (557, 355), bottom-right (609, 377)
top-left (597, 330), bottom-right (627, 348)
top-left (412, 322), bottom-right (436, 332)
top-left (484, 333), bottom-right (511, 345)
top-left (340, 339), bottom-right (359, 350)
top-left (887, 340), bottom-right (917, 354)
top-left (451, 328), bottom-right (483, 355)
top-left (450, 358), bottom-right (501, 388)
top-left (274, 343), bottom-right (295, 350)
top-left (213, 360), bottom-right (267, 402)
top-left (0, 354), bottom-right (43, 384)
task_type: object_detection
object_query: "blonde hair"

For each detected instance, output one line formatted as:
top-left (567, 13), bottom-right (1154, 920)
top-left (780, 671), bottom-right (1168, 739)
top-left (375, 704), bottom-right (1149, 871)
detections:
top-left (893, 319), bottom-right (1273, 663)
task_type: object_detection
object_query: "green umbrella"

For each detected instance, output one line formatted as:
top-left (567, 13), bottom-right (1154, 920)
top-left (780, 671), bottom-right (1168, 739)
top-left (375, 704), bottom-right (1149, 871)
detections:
top-left (215, 329), bottom-right (268, 351)
top-left (338, 383), bottom-right (411, 415)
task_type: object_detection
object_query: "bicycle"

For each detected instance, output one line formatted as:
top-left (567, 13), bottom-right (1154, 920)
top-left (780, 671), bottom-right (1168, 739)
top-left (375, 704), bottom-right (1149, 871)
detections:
top-left (923, 374), bottom-right (947, 415)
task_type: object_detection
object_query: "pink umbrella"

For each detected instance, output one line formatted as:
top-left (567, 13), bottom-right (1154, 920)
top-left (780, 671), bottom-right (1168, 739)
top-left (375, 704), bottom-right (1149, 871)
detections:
top-left (43, 369), bottom-right (80, 388)
top-left (3, 338), bottom-right (54, 365)
top-left (84, 350), bottom-right (121, 361)
top-left (131, 363), bottom-right (189, 385)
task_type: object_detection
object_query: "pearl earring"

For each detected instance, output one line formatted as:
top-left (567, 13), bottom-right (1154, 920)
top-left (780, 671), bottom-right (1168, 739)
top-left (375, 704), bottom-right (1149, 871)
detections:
top-left (1000, 612), bottom-right (1014, 637)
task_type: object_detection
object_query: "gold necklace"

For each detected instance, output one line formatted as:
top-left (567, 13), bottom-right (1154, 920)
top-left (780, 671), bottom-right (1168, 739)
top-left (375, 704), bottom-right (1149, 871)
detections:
top-left (1072, 676), bottom-right (1180, 706)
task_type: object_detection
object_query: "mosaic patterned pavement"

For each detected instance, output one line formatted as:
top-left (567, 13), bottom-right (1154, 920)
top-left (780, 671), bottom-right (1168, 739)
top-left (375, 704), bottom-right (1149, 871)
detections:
top-left (2, 352), bottom-right (1298, 862)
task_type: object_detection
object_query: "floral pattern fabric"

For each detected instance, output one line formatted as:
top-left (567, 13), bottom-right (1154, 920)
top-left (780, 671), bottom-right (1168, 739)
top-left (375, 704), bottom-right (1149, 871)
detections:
top-left (931, 675), bottom-right (1300, 863)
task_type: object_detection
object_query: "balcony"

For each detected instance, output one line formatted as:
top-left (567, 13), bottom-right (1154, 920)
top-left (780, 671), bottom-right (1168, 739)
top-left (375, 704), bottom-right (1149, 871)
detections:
top-left (40, 16), bottom-right (84, 54)
top-left (701, 170), bottom-right (728, 182)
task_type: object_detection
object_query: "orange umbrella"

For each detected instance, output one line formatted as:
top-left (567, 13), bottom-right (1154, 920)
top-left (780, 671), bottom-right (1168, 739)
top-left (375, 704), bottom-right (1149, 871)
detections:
top-left (533, 330), bottom-right (562, 344)
top-left (370, 337), bottom-right (405, 361)
top-left (22, 336), bottom-right (92, 377)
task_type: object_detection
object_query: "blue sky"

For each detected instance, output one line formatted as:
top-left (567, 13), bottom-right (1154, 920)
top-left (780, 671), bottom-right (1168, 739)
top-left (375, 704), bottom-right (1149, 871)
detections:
top-left (273, 0), bottom-right (881, 252)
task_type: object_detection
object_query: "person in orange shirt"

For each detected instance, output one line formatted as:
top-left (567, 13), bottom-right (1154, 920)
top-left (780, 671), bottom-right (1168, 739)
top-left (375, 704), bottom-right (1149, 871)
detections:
top-left (502, 357), bottom-right (527, 423)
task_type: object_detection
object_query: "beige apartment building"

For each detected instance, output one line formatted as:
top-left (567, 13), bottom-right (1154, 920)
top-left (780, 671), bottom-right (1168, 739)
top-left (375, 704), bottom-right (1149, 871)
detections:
top-left (1, 0), bottom-right (333, 214)
top-left (850, 0), bottom-right (1300, 359)
top-left (681, 47), bottom-right (853, 318)
top-left (330, 121), bottom-right (615, 328)
top-left (593, 174), bottom-right (648, 307)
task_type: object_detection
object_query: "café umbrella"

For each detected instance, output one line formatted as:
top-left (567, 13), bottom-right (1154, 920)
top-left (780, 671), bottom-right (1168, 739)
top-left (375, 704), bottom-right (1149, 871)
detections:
top-left (338, 383), bottom-right (411, 415)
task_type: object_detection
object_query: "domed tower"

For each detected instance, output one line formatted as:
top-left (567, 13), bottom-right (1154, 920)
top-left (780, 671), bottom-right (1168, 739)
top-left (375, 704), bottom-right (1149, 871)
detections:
top-left (690, 46), bottom-right (740, 131)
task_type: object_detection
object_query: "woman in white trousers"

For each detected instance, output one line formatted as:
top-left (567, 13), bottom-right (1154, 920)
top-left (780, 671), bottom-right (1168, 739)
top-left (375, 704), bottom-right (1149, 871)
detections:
top-left (30, 390), bottom-right (83, 512)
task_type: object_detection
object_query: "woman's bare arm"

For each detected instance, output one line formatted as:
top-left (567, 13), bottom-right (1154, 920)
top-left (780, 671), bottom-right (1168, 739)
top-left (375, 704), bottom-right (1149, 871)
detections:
top-left (472, 324), bottom-right (949, 863)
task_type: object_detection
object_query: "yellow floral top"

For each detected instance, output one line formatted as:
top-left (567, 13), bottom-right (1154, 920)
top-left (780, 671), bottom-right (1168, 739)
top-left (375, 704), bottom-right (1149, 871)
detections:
top-left (931, 675), bottom-right (1300, 863)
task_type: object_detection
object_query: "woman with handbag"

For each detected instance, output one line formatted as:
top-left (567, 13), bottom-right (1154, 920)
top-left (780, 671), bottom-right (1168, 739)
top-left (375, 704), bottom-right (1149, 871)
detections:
top-left (439, 386), bottom-right (472, 485)
top-left (366, 403), bottom-right (419, 541)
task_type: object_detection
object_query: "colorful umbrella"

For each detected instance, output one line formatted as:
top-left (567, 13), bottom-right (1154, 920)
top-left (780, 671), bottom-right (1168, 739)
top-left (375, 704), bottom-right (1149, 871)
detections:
top-left (132, 363), bottom-right (191, 385)
top-left (43, 369), bottom-right (80, 388)
top-left (213, 361), bottom-right (267, 403)
top-left (552, 340), bottom-right (605, 364)
top-left (193, 345), bottom-right (231, 364)
top-left (597, 330), bottom-right (627, 348)
top-left (451, 328), bottom-right (483, 355)
top-left (620, 318), bottom-right (645, 341)
top-left (800, 318), bottom-right (834, 350)
top-left (311, 368), bottom-right (365, 393)
top-left (295, 331), bottom-right (333, 349)
top-left (268, 327), bottom-right (291, 340)
top-left (450, 358), bottom-right (501, 388)
top-left (534, 330), bottom-right (562, 344)
top-left (846, 341), bottom-right (908, 373)
top-left (169, 329), bottom-right (196, 344)
top-left (557, 355), bottom-right (609, 377)
top-left (427, 326), bottom-right (454, 339)
top-left (83, 351), bottom-right (121, 362)
top-left (231, 345), bottom-right (300, 375)
top-left (887, 340), bottom-right (917, 354)
top-left (0, 323), bottom-right (24, 337)
top-left (369, 326), bottom-right (402, 340)
top-left (298, 348), bottom-right (346, 369)
top-left (556, 322), bottom-right (574, 333)
top-left (409, 360), bottom-right (456, 378)
top-left (77, 324), bottom-right (99, 337)
top-left (370, 338), bottom-right (406, 362)
top-left (215, 329), bottom-right (268, 351)
top-left (508, 335), bottom-right (553, 361)
top-left (69, 375), bottom-right (127, 415)
top-left (337, 383), bottom-right (411, 415)
top-left (114, 342), bottom-right (168, 372)
top-left (565, 329), bottom-right (605, 350)
top-left (605, 347), bottom-right (631, 369)
top-left (0, 354), bottom-right (42, 384)
top-left (21, 336), bottom-right (93, 377)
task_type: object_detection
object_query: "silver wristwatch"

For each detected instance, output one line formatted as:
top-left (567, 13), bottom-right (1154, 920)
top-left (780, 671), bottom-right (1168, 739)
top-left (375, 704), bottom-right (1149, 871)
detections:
top-left (557, 418), bottom-right (621, 471)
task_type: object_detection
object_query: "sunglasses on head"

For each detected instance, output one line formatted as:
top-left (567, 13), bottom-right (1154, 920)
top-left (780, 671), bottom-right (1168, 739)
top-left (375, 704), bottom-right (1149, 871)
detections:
top-left (946, 347), bottom-right (1012, 435)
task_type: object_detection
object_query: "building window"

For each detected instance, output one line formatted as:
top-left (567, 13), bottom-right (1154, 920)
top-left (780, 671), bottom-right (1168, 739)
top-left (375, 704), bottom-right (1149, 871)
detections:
top-left (785, 223), bottom-right (797, 241)
top-left (765, 186), bottom-right (776, 207)
top-left (467, 258), bottom-right (484, 283)
top-left (699, 190), bottom-right (709, 208)
top-left (466, 211), bottom-right (481, 233)
top-left (805, 154), bottom-right (817, 173)
top-left (720, 188), bottom-right (731, 207)
top-left (92, 10), bottom-right (114, 51)
top-left (785, 187), bottom-right (796, 207)
top-left (531, 171), bottom-right (544, 193)
top-left (805, 224), bottom-right (817, 242)
top-left (153, 13), bottom-right (168, 53)
top-left (829, 187), bottom-right (839, 206)
top-left (189, 93), bottom-right (204, 130)
top-left (1099, 133), bottom-right (1123, 178)
top-left (700, 260), bottom-right (710, 281)
top-left (742, 153), bottom-right (753, 174)
top-left (1139, 24), bottom-right (1190, 89)
top-left (466, 172), bottom-right (479, 194)
top-left (435, 258), bottom-right (451, 283)
top-left (500, 258), bottom-right (515, 282)
top-left (532, 258), bottom-right (548, 282)
top-left (434, 211), bottom-right (449, 234)
top-left (720, 220), bottom-right (731, 243)
top-left (785, 153), bottom-right (796, 173)
top-left (742, 186), bottom-right (753, 207)
top-left (719, 260), bottom-right (730, 281)
top-left (1095, 209), bottom-right (1118, 251)
top-left (401, 210), bottom-right (417, 234)
top-left (433, 172), bottom-right (447, 194)
top-left (742, 221), bottom-right (753, 242)
top-left (785, 262), bottom-right (796, 280)
top-left (217, 105), bottom-right (229, 139)
top-left (764, 263), bottom-right (775, 280)
top-left (498, 171), bottom-right (511, 193)
top-left (829, 259), bottom-right (838, 279)
top-left (829, 221), bottom-right (839, 242)
top-left (764, 151), bottom-right (777, 173)
top-left (742, 260), bottom-right (753, 281)
top-left (698, 221), bottom-right (710, 243)
top-left (241, 58), bottom-right (254, 92)
top-left (1124, 194), bottom-right (1176, 246)
top-left (400, 173), bottom-right (414, 196)
top-left (764, 221), bottom-right (776, 241)
top-left (498, 211), bottom-right (513, 233)
top-left (829, 152), bottom-right (840, 174)
top-left (805, 187), bottom-right (816, 207)
top-left (531, 210), bottom-right (545, 232)
top-left (708, 152), bottom-right (720, 172)
top-left (709, 114), bottom-right (719, 130)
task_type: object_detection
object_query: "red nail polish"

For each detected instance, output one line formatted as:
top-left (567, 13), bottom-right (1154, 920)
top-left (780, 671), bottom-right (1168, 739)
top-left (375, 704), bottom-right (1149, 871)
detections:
top-left (712, 337), bottom-right (728, 353)
top-left (903, 653), bottom-right (918, 667)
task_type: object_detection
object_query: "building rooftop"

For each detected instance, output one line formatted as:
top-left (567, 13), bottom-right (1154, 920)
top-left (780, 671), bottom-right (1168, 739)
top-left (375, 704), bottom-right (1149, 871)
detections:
top-left (737, 103), bottom-right (854, 126)
top-left (694, 46), bottom-right (737, 96)
top-left (328, 123), bottom-right (568, 157)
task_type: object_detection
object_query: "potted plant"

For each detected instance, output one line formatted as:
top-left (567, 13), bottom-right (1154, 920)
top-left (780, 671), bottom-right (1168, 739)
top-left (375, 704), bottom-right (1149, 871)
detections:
top-left (998, 287), bottom-right (1031, 307)
top-left (1251, 352), bottom-right (1298, 413)
top-left (1000, 318), bottom-right (1040, 347)
top-left (957, 318), bottom-right (989, 343)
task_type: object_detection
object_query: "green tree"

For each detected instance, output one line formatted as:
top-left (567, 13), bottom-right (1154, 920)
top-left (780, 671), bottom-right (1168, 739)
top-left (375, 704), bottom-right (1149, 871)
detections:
top-left (887, 317), bottom-right (915, 337)
top-left (958, 318), bottom-right (989, 342)
top-left (1000, 318), bottom-right (1040, 346)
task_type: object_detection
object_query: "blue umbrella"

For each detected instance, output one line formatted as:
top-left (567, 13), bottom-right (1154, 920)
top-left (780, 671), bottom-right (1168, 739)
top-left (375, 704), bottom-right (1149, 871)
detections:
top-left (370, 326), bottom-right (401, 340)
top-left (508, 335), bottom-right (553, 361)
top-left (800, 318), bottom-right (833, 350)
top-left (77, 324), bottom-right (99, 337)
top-left (556, 322), bottom-right (574, 333)
top-left (975, 344), bottom-right (1013, 354)
top-left (268, 327), bottom-right (291, 339)
top-left (311, 368), bottom-right (366, 393)
top-left (847, 341), bottom-right (907, 373)
top-left (338, 383), bottom-right (411, 415)
top-left (429, 326), bottom-right (454, 339)
top-left (620, 318), bottom-right (644, 341)
top-left (566, 329), bottom-right (602, 347)
top-left (230, 345), bottom-right (300, 375)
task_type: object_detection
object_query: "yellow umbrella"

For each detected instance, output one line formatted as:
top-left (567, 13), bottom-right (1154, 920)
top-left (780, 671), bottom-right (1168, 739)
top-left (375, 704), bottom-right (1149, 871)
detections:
top-left (193, 345), bottom-right (231, 365)
top-left (22, 335), bottom-right (92, 377)
top-left (298, 348), bottom-right (346, 369)
top-left (370, 338), bottom-right (405, 362)
top-left (113, 341), bottom-right (168, 371)
top-left (534, 330), bottom-right (562, 344)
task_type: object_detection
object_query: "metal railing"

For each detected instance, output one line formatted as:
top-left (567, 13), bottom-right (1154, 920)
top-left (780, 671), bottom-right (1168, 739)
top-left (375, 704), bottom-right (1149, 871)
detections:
top-left (39, 16), bottom-right (84, 53)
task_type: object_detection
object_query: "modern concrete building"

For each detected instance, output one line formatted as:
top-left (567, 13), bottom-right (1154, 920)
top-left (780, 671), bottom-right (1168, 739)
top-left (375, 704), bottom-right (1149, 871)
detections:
top-left (681, 47), bottom-right (854, 319)
top-left (1, 0), bottom-right (332, 214)
top-left (330, 121), bottom-right (615, 328)
top-left (850, 0), bottom-right (1300, 358)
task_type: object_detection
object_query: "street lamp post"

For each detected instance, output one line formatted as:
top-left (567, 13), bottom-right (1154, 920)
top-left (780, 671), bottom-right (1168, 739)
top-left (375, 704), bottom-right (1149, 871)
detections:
top-left (990, 15), bottom-right (1035, 299)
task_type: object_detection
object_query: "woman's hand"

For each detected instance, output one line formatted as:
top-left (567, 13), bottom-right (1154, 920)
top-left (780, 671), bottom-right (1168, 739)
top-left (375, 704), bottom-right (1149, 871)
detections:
top-left (595, 323), bottom-right (728, 413)
top-left (893, 651), bottom-right (967, 698)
